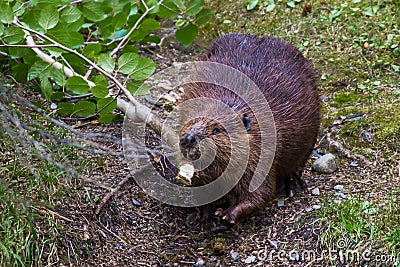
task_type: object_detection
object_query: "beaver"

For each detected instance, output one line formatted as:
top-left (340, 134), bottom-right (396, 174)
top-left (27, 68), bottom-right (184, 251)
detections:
top-left (178, 33), bottom-right (321, 225)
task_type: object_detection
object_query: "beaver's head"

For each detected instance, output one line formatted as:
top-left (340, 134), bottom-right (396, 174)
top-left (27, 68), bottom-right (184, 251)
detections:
top-left (179, 114), bottom-right (252, 161)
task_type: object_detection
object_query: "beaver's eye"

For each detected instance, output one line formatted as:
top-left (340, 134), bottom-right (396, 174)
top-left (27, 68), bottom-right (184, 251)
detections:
top-left (212, 128), bottom-right (220, 135)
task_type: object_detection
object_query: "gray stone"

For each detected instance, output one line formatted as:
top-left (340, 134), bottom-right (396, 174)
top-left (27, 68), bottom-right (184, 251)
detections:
top-left (230, 250), bottom-right (239, 261)
top-left (277, 200), bottom-right (285, 207)
top-left (244, 255), bottom-right (256, 264)
top-left (196, 258), bottom-right (205, 266)
top-left (334, 185), bottom-right (344, 191)
top-left (313, 205), bottom-right (321, 210)
top-left (311, 187), bottom-right (320, 196)
top-left (312, 153), bottom-right (338, 174)
top-left (335, 192), bottom-right (346, 199)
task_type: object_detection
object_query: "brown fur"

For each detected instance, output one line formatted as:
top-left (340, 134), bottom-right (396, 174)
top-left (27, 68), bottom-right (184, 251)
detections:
top-left (179, 33), bottom-right (321, 225)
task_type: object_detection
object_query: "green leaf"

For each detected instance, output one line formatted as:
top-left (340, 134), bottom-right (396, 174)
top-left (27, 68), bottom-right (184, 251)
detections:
top-left (287, 1), bottom-right (295, 8)
top-left (49, 67), bottom-right (64, 87)
top-left (83, 43), bottom-right (102, 58)
top-left (28, 61), bottom-right (52, 80)
top-left (13, 2), bottom-right (26, 17)
top-left (140, 35), bottom-right (161, 44)
top-left (82, 2), bottom-right (107, 22)
top-left (39, 5), bottom-right (59, 30)
top-left (75, 100), bottom-right (96, 117)
top-left (8, 47), bottom-right (30, 59)
top-left (127, 81), bottom-right (150, 95)
top-left (20, 8), bottom-right (42, 32)
top-left (266, 3), bottom-right (276, 12)
top-left (129, 28), bottom-right (148, 42)
top-left (93, 75), bottom-right (108, 87)
top-left (98, 54), bottom-right (115, 72)
top-left (141, 18), bottom-right (160, 31)
top-left (30, 0), bottom-right (62, 6)
top-left (97, 97), bottom-right (117, 115)
top-left (129, 57), bottom-right (156, 80)
top-left (12, 63), bottom-right (30, 83)
top-left (65, 76), bottom-right (90, 95)
top-left (108, 29), bottom-right (127, 41)
top-left (0, 2), bottom-right (14, 23)
top-left (99, 114), bottom-right (117, 123)
top-left (57, 102), bottom-right (75, 115)
top-left (60, 6), bottom-right (82, 23)
top-left (157, 0), bottom-right (180, 18)
top-left (194, 9), bottom-right (214, 25)
top-left (2, 26), bottom-right (25, 44)
top-left (112, 13), bottom-right (127, 30)
top-left (122, 45), bottom-right (139, 54)
top-left (329, 9), bottom-right (342, 22)
top-left (118, 52), bottom-right (139, 74)
top-left (175, 24), bottom-right (198, 46)
top-left (47, 26), bottom-right (84, 48)
top-left (362, 6), bottom-right (378, 17)
top-left (39, 76), bottom-right (53, 99)
top-left (247, 0), bottom-right (259, 10)
top-left (186, 0), bottom-right (203, 16)
top-left (50, 92), bottom-right (65, 100)
top-left (91, 85), bottom-right (109, 98)
top-left (99, 16), bottom-right (114, 38)
top-left (63, 16), bottom-right (84, 32)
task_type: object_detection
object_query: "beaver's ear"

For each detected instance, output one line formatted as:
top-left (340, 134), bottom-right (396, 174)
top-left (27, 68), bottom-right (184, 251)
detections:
top-left (242, 114), bottom-right (251, 131)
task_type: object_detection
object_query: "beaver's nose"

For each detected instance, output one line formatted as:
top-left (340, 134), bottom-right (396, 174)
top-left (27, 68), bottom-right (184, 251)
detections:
top-left (180, 133), bottom-right (197, 148)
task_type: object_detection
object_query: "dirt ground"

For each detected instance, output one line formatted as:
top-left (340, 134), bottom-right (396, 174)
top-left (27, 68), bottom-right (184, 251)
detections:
top-left (34, 38), bottom-right (396, 267)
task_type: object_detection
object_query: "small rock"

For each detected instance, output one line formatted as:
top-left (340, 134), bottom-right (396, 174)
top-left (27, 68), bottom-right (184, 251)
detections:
top-left (349, 162), bottom-right (359, 167)
top-left (196, 258), bottom-right (205, 266)
top-left (335, 192), bottom-right (346, 199)
top-left (244, 255), bottom-right (256, 264)
top-left (277, 200), bottom-right (285, 207)
top-left (312, 153), bottom-right (338, 174)
top-left (230, 250), bottom-right (239, 261)
top-left (267, 239), bottom-right (278, 249)
top-left (311, 187), bottom-right (320, 196)
top-left (334, 185), bottom-right (344, 191)
top-left (132, 198), bottom-right (142, 206)
top-left (313, 205), bottom-right (321, 210)
top-left (320, 95), bottom-right (328, 102)
top-left (289, 251), bottom-right (300, 261)
top-left (50, 103), bottom-right (57, 109)
top-left (161, 93), bottom-right (178, 103)
top-left (305, 207), bottom-right (313, 212)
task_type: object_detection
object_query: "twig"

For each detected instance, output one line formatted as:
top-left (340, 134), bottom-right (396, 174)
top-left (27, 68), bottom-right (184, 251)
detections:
top-left (46, 209), bottom-right (74, 222)
top-left (326, 133), bottom-right (371, 165)
top-left (100, 224), bottom-right (130, 245)
top-left (95, 174), bottom-right (132, 214)
top-left (33, 207), bottom-right (74, 222)
top-left (110, 0), bottom-right (165, 57)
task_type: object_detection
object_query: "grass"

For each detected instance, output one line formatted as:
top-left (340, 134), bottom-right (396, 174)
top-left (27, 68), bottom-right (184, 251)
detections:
top-left (0, 83), bottom-right (91, 266)
top-left (202, 0), bottom-right (399, 147)
top-left (318, 195), bottom-right (400, 265)
top-left (0, 183), bottom-right (38, 267)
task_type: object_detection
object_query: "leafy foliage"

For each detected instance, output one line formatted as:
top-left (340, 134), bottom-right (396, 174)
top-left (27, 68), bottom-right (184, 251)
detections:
top-left (0, 0), bottom-right (213, 122)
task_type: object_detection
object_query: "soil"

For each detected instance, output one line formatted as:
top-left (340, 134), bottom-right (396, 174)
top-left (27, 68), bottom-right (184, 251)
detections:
top-left (35, 36), bottom-right (395, 267)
